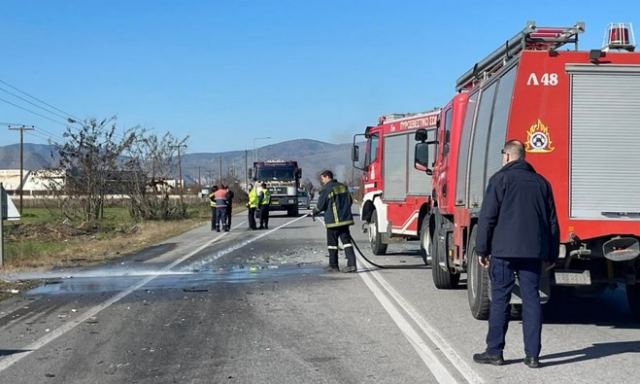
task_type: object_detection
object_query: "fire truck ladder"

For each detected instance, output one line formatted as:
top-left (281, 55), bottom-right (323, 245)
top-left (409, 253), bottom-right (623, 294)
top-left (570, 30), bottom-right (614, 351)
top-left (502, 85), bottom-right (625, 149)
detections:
top-left (456, 21), bottom-right (585, 91)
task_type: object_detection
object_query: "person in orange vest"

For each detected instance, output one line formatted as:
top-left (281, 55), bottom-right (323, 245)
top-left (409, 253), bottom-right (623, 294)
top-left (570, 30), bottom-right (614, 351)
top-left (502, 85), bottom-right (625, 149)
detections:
top-left (213, 184), bottom-right (230, 232)
top-left (208, 185), bottom-right (218, 231)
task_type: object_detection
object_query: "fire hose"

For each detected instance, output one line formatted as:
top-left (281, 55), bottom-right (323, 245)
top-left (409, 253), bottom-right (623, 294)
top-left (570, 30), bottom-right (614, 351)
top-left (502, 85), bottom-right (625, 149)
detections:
top-left (311, 210), bottom-right (388, 269)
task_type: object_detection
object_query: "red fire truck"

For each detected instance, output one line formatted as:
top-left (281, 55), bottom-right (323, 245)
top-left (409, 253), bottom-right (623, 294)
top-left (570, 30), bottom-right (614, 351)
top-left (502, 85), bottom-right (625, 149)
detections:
top-left (352, 111), bottom-right (439, 259)
top-left (414, 21), bottom-right (640, 320)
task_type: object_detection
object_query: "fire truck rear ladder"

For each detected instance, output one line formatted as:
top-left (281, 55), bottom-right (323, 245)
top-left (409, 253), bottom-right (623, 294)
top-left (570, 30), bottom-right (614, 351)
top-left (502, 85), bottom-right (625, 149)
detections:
top-left (456, 21), bottom-right (585, 91)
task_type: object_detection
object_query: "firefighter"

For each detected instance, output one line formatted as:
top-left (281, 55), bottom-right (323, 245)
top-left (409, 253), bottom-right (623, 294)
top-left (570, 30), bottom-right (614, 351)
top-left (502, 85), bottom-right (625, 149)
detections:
top-left (257, 182), bottom-right (271, 229)
top-left (313, 170), bottom-right (356, 273)
top-left (225, 185), bottom-right (235, 228)
top-left (213, 184), bottom-right (230, 232)
top-left (472, 140), bottom-right (559, 369)
top-left (246, 184), bottom-right (259, 230)
top-left (208, 185), bottom-right (218, 231)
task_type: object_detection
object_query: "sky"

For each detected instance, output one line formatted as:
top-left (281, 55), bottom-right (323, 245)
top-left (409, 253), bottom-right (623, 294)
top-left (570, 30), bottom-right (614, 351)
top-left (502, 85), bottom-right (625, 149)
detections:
top-left (1, 0), bottom-right (638, 153)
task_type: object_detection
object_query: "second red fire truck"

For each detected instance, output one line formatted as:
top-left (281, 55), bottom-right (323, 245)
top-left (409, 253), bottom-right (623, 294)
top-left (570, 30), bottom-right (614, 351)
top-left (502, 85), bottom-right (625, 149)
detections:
top-left (352, 111), bottom-right (439, 260)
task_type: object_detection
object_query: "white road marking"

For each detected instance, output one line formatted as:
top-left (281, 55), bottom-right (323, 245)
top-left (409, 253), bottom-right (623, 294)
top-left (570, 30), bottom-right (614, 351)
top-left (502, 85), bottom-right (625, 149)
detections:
top-left (0, 215), bottom-right (308, 372)
top-left (316, 217), bottom-right (483, 383)
top-left (357, 269), bottom-right (459, 384)
top-left (359, 256), bottom-right (485, 384)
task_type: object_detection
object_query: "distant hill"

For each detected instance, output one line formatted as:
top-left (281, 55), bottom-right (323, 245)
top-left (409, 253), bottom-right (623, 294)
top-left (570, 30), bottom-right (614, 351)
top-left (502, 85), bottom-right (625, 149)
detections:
top-left (0, 139), bottom-right (356, 189)
top-left (0, 143), bottom-right (59, 169)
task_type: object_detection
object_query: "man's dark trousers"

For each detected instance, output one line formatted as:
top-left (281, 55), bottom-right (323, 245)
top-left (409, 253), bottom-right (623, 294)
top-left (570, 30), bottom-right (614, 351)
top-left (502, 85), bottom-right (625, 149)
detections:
top-left (259, 205), bottom-right (269, 229)
top-left (486, 257), bottom-right (542, 358)
top-left (211, 208), bottom-right (216, 230)
top-left (248, 207), bottom-right (257, 229)
top-left (326, 226), bottom-right (356, 268)
top-left (216, 207), bottom-right (228, 231)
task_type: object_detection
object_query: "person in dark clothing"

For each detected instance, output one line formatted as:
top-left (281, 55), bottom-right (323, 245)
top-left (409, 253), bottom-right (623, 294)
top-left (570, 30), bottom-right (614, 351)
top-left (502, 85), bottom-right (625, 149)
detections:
top-left (258, 182), bottom-right (271, 229)
top-left (473, 140), bottom-right (559, 369)
top-left (313, 170), bottom-right (357, 273)
top-left (225, 186), bottom-right (235, 228)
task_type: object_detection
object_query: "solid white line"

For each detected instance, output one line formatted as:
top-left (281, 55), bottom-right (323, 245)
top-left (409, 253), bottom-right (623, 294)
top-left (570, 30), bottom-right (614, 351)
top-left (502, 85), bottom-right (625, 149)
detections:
top-left (357, 270), bottom-right (459, 384)
top-left (316, 218), bottom-right (483, 383)
top-left (359, 256), bottom-right (485, 384)
top-left (0, 215), bottom-right (307, 372)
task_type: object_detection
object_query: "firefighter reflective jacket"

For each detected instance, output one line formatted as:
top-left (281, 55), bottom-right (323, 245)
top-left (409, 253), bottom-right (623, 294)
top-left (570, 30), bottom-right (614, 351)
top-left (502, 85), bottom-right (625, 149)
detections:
top-left (248, 188), bottom-right (259, 208)
top-left (316, 179), bottom-right (354, 228)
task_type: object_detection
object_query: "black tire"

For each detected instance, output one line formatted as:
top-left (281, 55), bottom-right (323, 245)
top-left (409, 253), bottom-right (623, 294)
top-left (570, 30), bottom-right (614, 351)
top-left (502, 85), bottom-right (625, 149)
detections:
top-left (431, 211), bottom-right (460, 289)
top-left (288, 206), bottom-right (299, 217)
top-left (369, 210), bottom-right (388, 255)
top-left (419, 217), bottom-right (431, 266)
top-left (467, 226), bottom-right (491, 320)
top-left (625, 283), bottom-right (640, 321)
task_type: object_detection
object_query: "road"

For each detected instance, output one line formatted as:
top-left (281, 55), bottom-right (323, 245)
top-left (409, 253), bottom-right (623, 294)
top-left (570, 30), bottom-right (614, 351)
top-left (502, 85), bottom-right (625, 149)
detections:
top-left (0, 208), bottom-right (638, 383)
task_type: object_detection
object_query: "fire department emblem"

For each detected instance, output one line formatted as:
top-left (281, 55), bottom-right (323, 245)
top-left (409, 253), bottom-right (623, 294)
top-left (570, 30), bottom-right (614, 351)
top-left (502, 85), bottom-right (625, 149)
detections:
top-left (525, 119), bottom-right (555, 153)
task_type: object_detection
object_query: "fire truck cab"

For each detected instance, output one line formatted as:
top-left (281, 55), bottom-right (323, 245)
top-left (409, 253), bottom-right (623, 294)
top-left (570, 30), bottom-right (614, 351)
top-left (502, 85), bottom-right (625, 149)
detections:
top-left (415, 22), bottom-right (640, 320)
top-left (352, 111), bottom-right (439, 259)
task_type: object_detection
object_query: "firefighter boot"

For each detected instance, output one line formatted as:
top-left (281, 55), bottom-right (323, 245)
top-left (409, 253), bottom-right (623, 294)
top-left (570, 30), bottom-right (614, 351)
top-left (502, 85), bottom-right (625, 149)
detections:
top-left (343, 244), bottom-right (357, 273)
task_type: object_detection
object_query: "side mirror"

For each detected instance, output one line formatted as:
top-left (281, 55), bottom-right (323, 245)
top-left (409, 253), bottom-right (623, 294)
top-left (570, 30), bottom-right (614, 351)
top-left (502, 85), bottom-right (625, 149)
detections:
top-left (414, 142), bottom-right (432, 175)
top-left (415, 129), bottom-right (429, 142)
top-left (352, 145), bottom-right (360, 162)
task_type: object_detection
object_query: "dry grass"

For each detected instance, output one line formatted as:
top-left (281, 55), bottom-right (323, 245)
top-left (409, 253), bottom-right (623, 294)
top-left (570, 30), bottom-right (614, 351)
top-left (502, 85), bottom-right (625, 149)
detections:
top-left (3, 219), bottom-right (206, 272)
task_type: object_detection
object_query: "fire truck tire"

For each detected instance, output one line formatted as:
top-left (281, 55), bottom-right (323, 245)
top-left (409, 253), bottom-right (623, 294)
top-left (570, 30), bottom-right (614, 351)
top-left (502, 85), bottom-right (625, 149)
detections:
top-left (625, 282), bottom-right (640, 321)
top-left (467, 226), bottom-right (491, 320)
top-left (431, 212), bottom-right (459, 289)
top-left (369, 210), bottom-right (388, 255)
top-left (419, 218), bottom-right (431, 266)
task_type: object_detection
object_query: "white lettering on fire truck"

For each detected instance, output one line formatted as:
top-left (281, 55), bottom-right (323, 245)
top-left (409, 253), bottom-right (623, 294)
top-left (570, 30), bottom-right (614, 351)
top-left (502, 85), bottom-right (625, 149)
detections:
top-left (527, 73), bottom-right (559, 86)
top-left (399, 115), bottom-right (438, 130)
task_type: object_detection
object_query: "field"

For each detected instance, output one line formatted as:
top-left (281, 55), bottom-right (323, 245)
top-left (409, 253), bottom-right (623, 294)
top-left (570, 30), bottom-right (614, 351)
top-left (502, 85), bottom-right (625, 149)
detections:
top-left (2, 205), bottom-right (214, 271)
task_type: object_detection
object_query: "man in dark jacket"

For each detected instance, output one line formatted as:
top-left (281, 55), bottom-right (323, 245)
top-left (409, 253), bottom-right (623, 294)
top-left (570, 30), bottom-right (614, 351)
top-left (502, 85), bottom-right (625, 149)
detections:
top-left (313, 170), bottom-right (357, 273)
top-left (473, 140), bottom-right (559, 369)
top-left (225, 186), bottom-right (235, 228)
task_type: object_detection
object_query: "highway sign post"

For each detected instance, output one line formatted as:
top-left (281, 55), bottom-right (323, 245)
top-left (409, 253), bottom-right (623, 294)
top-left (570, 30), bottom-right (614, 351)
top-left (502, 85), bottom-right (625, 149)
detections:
top-left (1, 182), bottom-right (21, 268)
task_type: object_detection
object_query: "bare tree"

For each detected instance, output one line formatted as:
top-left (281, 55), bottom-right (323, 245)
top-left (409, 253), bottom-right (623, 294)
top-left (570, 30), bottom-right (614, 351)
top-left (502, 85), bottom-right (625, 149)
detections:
top-left (55, 117), bottom-right (135, 222)
top-left (124, 132), bottom-right (189, 220)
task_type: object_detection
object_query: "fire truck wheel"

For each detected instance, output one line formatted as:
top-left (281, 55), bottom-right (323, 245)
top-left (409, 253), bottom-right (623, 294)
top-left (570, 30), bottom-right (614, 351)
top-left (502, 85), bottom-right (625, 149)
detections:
top-left (431, 212), bottom-right (459, 289)
top-left (467, 226), bottom-right (491, 320)
top-left (419, 218), bottom-right (431, 266)
top-left (625, 282), bottom-right (640, 321)
top-left (369, 210), bottom-right (388, 255)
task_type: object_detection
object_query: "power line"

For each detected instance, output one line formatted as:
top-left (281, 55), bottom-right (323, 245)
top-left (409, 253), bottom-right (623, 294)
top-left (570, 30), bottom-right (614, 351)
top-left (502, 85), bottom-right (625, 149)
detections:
top-left (0, 85), bottom-right (72, 121)
top-left (0, 96), bottom-right (67, 126)
top-left (0, 79), bottom-right (79, 121)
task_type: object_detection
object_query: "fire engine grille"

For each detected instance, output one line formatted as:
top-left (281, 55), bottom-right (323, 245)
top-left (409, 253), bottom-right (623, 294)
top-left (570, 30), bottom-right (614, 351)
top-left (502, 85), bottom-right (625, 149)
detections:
top-left (568, 65), bottom-right (640, 219)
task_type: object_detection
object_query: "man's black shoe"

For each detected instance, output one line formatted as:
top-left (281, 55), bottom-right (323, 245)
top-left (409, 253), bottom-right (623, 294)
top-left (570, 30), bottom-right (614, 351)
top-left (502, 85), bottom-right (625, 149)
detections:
top-left (524, 356), bottom-right (540, 368)
top-left (323, 266), bottom-right (340, 273)
top-left (342, 265), bottom-right (357, 273)
top-left (472, 351), bottom-right (504, 366)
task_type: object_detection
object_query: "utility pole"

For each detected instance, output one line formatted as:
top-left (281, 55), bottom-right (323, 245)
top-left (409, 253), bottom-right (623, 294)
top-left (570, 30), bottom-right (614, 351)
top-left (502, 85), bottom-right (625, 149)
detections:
top-left (8, 125), bottom-right (34, 214)
top-left (198, 166), bottom-right (201, 187)
top-left (244, 150), bottom-right (249, 188)
top-left (218, 156), bottom-right (223, 184)
top-left (170, 144), bottom-right (187, 195)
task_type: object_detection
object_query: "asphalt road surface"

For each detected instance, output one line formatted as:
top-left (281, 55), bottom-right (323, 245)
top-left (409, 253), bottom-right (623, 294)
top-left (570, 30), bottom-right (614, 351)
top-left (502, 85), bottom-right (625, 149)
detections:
top-left (0, 208), bottom-right (638, 383)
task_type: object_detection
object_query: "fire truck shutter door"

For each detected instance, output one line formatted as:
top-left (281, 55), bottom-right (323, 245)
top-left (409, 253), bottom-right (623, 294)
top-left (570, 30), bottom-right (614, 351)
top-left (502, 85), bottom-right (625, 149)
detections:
top-left (568, 64), bottom-right (640, 219)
